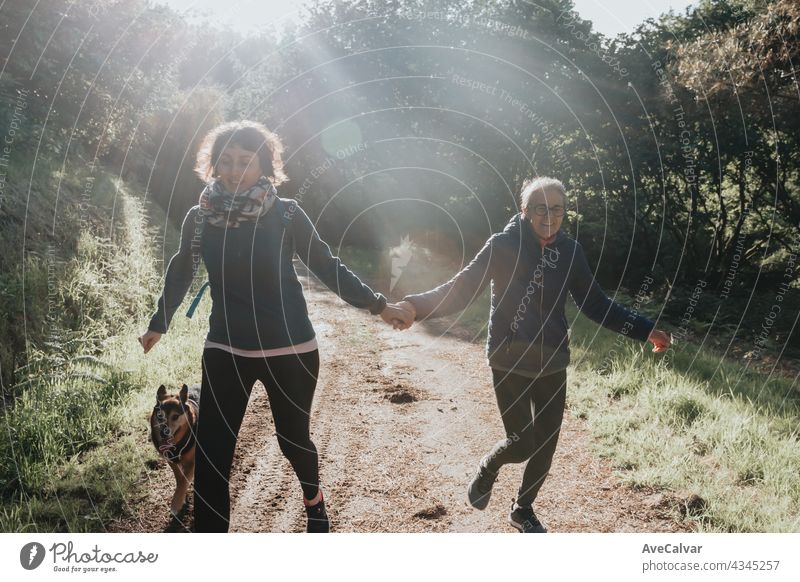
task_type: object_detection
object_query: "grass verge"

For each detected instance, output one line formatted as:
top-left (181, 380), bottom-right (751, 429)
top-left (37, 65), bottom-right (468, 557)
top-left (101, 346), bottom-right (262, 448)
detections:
top-left (0, 171), bottom-right (208, 532)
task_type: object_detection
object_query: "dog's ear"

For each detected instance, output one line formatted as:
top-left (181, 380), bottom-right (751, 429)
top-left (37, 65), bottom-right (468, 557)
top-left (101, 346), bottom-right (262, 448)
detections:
top-left (157, 385), bottom-right (167, 401)
top-left (179, 384), bottom-right (188, 403)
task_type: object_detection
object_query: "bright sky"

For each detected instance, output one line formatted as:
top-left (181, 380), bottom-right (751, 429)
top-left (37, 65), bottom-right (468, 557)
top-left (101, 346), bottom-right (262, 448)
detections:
top-left (571, 0), bottom-right (696, 36)
top-left (158, 0), bottom-right (302, 34)
top-left (158, 0), bottom-right (697, 38)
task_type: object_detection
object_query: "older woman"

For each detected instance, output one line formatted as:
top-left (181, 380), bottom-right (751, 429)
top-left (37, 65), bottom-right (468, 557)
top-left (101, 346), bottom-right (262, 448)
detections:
top-left (395, 177), bottom-right (670, 533)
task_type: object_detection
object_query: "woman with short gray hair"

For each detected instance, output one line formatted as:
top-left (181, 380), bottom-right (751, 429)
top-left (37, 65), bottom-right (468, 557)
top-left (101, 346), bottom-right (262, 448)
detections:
top-left (394, 177), bottom-right (671, 533)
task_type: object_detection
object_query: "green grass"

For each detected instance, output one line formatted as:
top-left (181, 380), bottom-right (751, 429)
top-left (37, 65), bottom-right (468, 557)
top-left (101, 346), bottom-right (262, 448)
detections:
top-left (563, 301), bottom-right (800, 532)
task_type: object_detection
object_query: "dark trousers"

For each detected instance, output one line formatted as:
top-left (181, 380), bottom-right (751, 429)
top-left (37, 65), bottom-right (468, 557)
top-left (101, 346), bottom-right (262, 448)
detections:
top-left (193, 348), bottom-right (320, 532)
top-left (483, 368), bottom-right (567, 507)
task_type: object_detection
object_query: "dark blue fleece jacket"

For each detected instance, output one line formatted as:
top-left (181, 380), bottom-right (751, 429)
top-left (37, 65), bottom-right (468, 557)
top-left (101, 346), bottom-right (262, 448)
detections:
top-left (148, 198), bottom-right (386, 349)
top-left (402, 214), bottom-right (655, 375)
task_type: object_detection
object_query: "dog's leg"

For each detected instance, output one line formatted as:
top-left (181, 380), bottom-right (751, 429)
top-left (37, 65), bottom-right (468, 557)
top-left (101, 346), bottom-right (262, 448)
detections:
top-left (183, 451), bottom-right (195, 516)
top-left (169, 462), bottom-right (190, 517)
top-left (186, 454), bottom-right (196, 490)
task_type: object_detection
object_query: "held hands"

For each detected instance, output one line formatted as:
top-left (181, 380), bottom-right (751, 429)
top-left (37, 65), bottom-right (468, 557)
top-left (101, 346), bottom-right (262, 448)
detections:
top-left (138, 330), bottom-right (162, 354)
top-left (648, 329), bottom-right (672, 353)
top-left (380, 300), bottom-right (416, 330)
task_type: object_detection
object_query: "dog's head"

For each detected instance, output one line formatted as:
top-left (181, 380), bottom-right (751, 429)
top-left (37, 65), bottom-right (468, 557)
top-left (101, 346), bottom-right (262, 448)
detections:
top-left (150, 384), bottom-right (197, 455)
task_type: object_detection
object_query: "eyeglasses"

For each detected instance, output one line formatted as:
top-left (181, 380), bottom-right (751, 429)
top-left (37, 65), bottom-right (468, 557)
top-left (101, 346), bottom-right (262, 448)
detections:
top-left (530, 204), bottom-right (565, 217)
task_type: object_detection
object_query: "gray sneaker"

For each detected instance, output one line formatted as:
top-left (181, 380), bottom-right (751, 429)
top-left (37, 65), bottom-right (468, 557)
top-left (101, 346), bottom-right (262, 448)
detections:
top-left (467, 463), bottom-right (498, 510)
top-left (509, 502), bottom-right (547, 533)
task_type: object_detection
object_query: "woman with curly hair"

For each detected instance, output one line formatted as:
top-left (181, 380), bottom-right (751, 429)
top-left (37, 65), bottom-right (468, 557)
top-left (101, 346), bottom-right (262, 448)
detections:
top-left (139, 120), bottom-right (410, 533)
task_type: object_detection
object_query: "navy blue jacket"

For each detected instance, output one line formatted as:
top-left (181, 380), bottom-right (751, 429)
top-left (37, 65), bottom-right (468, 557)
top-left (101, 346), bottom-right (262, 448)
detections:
top-left (148, 198), bottom-right (386, 349)
top-left (402, 214), bottom-right (655, 375)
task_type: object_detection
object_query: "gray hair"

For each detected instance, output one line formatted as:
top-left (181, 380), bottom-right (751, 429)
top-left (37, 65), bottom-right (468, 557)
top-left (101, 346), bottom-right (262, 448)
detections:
top-left (519, 177), bottom-right (567, 210)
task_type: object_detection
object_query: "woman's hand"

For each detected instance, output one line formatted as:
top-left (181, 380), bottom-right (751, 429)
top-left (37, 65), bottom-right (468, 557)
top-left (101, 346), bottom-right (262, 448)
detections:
top-left (381, 302), bottom-right (415, 330)
top-left (648, 329), bottom-right (672, 353)
top-left (138, 330), bottom-right (162, 354)
top-left (397, 300), bottom-right (416, 320)
top-left (394, 300), bottom-right (417, 330)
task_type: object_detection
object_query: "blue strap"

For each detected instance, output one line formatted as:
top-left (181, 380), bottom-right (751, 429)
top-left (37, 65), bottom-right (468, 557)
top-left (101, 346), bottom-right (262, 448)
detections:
top-left (185, 281), bottom-right (210, 319)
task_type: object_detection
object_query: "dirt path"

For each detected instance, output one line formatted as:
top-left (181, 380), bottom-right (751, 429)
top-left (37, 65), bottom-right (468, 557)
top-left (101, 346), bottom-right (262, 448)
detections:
top-left (109, 275), bottom-right (695, 533)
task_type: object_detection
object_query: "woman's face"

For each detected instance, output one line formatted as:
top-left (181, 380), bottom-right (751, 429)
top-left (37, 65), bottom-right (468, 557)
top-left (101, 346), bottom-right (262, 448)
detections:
top-left (215, 144), bottom-right (263, 193)
top-left (523, 188), bottom-right (566, 240)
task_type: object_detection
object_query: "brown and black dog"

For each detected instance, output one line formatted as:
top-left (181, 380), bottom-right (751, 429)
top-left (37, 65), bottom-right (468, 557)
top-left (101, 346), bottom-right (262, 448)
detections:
top-left (150, 384), bottom-right (200, 520)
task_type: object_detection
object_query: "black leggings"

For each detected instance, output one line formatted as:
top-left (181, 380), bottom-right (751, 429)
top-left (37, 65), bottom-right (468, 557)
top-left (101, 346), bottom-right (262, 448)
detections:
top-left (193, 347), bottom-right (320, 532)
top-left (483, 368), bottom-right (567, 507)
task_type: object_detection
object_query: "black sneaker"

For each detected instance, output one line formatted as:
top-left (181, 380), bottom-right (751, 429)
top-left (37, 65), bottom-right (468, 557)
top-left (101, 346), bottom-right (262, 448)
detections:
top-left (467, 462), bottom-right (498, 510)
top-left (508, 502), bottom-right (547, 533)
top-left (305, 493), bottom-right (330, 533)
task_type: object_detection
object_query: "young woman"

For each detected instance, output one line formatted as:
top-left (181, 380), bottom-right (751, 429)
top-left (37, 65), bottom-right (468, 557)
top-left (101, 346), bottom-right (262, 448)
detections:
top-left (395, 177), bottom-right (671, 533)
top-left (139, 120), bottom-right (409, 533)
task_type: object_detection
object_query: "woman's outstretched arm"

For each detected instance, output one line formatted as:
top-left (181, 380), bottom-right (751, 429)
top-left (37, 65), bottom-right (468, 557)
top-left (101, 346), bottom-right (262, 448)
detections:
top-left (291, 201), bottom-right (387, 315)
top-left (147, 206), bottom-right (202, 334)
top-left (400, 235), bottom-right (495, 321)
top-left (567, 241), bottom-right (667, 347)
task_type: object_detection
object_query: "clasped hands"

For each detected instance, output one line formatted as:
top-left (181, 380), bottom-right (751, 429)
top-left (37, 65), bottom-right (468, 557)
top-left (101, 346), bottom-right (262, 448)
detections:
top-left (379, 300), bottom-right (416, 330)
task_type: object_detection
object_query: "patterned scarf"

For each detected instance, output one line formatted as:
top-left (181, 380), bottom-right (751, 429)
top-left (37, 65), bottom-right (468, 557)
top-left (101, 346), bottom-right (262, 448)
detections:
top-left (198, 176), bottom-right (277, 228)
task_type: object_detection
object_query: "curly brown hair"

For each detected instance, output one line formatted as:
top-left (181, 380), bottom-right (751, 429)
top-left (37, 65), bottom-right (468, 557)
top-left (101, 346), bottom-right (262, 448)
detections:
top-left (194, 120), bottom-right (288, 185)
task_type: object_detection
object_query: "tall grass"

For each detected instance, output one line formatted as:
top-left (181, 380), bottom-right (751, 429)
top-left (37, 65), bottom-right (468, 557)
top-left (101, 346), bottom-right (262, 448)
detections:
top-left (563, 300), bottom-right (800, 532)
top-left (0, 173), bottom-right (208, 532)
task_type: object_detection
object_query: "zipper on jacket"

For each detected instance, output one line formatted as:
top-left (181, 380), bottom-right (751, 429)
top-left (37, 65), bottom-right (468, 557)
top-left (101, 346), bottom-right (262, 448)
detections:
top-left (507, 240), bottom-right (542, 354)
top-left (507, 246), bottom-right (534, 353)
top-left (539, 260), bottom-right (544, 370)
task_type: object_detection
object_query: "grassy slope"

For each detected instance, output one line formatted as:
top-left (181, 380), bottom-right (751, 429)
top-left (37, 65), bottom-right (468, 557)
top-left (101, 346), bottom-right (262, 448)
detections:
top-left (0, 163), bottom-right (209, 532)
